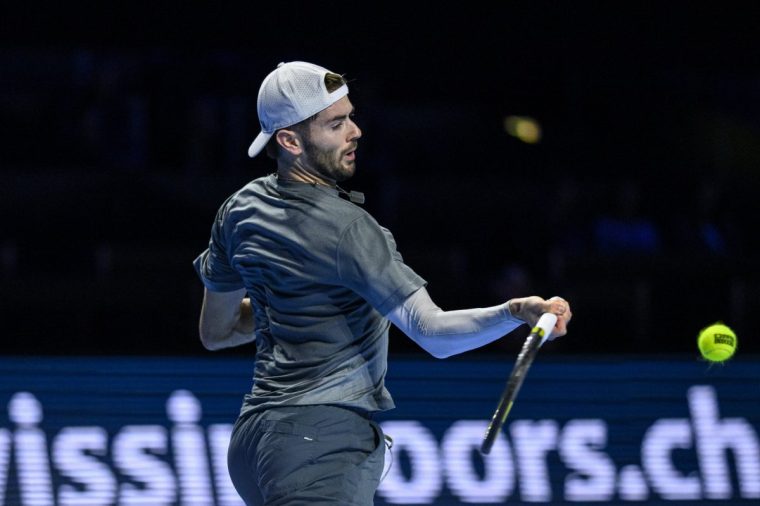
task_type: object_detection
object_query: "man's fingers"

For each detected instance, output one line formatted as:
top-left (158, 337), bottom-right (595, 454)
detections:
top-left (546, 296), bottom-right (570, 316)
top-left (543, 296), bottom-right (571, 340)
top-left (515, 296), bottom-right (571, 331)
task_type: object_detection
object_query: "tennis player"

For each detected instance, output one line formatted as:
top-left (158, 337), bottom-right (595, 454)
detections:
top-left (194, 61), bottom-right (572, 506)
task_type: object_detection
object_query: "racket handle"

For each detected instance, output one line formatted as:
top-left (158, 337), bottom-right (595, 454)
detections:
top-left (534, 312), bottom-right (557, 345)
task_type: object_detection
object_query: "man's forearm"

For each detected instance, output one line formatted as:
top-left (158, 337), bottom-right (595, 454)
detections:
top-left (200, 291), bottom-right (256, 350)
top-left (387, 287), bottom-right (525, 358)
top-left (216, 298), bottom-right (256, 349)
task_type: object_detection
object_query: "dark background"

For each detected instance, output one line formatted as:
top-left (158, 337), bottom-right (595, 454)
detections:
top-left (2, 2), bottom-right (759, 356)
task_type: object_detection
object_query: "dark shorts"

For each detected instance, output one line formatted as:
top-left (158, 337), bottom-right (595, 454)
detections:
top-left (227, 405), bottom-right (385, 506)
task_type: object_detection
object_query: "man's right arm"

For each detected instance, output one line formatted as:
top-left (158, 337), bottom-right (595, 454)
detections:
top-left (199, 287), bottom-right (256, 350)
top-left (386, 287), bottom-right (571, 359)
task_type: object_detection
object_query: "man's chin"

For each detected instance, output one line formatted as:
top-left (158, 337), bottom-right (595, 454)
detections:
top-left (335, 164), bottom-right (356, 182)
top-left (313, 164), bottom-right (354, 183)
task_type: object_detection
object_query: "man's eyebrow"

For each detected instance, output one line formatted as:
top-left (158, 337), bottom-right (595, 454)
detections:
top-left (322, 108), bottom-right (356, 123)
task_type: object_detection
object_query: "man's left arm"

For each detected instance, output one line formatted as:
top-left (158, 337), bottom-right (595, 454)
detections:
top-left (198, 287), bottom-right (256, 350)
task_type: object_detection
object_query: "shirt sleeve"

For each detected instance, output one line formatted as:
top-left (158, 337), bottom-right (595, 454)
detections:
top-left (336, 214), bottom-right (426, 315)
top-left (193, 197), bottom-right (245, 292)
top-left (387, 286), bottom-right (525, 358)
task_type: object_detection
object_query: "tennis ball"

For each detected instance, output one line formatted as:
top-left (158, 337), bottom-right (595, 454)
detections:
top-left (697, 322), bottom-right (737, 362)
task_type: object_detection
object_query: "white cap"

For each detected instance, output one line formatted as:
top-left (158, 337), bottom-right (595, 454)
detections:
top-left (247, 61), bottom-right (349, 158)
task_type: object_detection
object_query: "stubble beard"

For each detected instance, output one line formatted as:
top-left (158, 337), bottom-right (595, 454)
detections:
top-left (303, 141), bottom-right (356, 183)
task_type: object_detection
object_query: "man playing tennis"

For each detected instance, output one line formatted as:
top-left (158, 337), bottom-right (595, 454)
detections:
top-left (194, 61), bottom-right (572, 506)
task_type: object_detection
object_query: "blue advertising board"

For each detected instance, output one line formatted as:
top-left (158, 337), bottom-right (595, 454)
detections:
top-left (1, 355), bottom-right (758, 505)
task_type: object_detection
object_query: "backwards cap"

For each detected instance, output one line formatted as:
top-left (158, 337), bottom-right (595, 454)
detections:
top-left (247, 61), bottom-right (349, 158)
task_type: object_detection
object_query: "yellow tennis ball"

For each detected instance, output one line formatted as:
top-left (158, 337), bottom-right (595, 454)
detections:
top-left (697, 322), bottom-right (737, 362)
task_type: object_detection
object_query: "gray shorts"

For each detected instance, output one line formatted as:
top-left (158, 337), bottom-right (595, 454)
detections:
top-left (227, 405), bottom-right (385, 506)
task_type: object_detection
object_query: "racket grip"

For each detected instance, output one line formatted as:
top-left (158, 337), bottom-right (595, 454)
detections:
top-left (534, 313), bottom-right (557, 345)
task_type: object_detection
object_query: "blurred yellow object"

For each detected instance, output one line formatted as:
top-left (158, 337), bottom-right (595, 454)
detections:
top-left (504, 115), bottom-right (542, 144)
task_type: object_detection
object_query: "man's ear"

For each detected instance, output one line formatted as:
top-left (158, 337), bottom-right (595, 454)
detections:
top-left (276, 129), bottom-right (303, 156)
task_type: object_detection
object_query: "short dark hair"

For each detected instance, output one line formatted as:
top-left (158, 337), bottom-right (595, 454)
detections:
top-left (265, 72), bottom-right (347, 159)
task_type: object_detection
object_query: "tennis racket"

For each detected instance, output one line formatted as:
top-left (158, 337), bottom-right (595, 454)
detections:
top-left (480, 312), bottom-right (557, 455)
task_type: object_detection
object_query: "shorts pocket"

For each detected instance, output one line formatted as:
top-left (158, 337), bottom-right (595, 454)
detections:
top-left (255, 419), bottom-right (321, 497)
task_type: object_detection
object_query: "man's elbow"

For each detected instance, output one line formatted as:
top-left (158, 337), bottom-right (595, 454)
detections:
top-left (428, 348), bottom-right (455, 359)
top-left (409, 333), bottom-right (455, 359)
top-left (416, 337), bottom-right (455, 359)
top-left (199, 326), bottom-right (225, 351)
top-left (201, 337), bottom-right (223, 351)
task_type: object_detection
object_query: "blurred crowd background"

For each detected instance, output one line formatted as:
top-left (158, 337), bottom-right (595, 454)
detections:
top-left (2, 3), bottom-right (759, 356)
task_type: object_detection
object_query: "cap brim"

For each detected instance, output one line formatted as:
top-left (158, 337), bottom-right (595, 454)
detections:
top-left (248, 131), bottom-right (273, 158)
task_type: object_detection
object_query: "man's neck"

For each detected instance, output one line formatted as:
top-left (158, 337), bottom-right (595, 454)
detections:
top-left (277, 163), bottom-right (335, 187)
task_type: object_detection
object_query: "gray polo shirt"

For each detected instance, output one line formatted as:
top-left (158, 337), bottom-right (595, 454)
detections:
top-left (194, 174), bottom-right (426, 414)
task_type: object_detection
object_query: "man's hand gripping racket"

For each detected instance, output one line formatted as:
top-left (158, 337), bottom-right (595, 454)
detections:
top-left (481, 298), bottom-right (569, 455)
